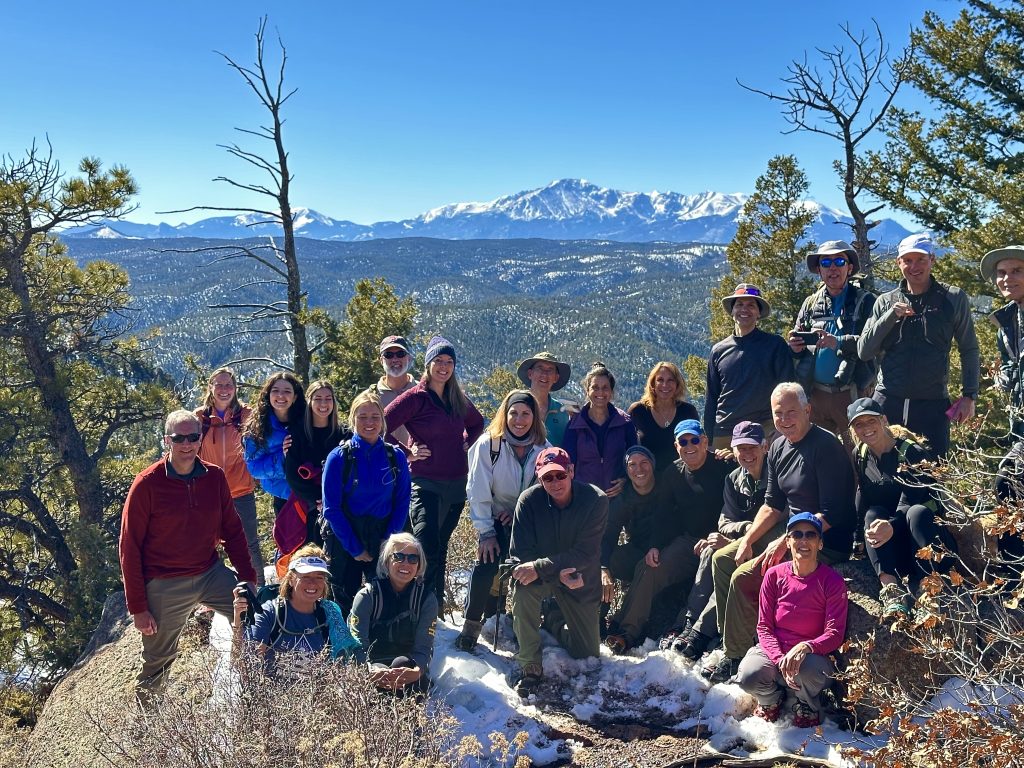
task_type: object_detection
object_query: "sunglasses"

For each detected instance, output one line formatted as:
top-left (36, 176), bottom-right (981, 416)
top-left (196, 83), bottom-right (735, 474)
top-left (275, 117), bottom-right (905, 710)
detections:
top-left (391, 551), bottom-right (421, 564)
top-left (819, 256), bottom-right (848, 268)
top-left (540, 471), bottom-right (569, 483)
top-left (382, 350), bottom-right (408, 359)
top-left (677, 436), bottom-right (702, 446)
top-left (788, 529), bottom-right (820, 540)
top-left (168, 432), bottom-right (201, 443)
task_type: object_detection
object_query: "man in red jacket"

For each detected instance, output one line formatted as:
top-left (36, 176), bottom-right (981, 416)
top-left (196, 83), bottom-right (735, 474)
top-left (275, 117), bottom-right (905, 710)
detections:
top-left (120, 409), bottom-right (257, 703)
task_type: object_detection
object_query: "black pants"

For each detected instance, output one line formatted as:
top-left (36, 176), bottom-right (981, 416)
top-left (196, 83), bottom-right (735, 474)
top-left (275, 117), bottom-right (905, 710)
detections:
top-left (323, 527), bottom-right (379, 615)
top-left (863, 504), bottom-right (955, 586)
top-left (463, 523), bottom-right (511, 622)
top-left (874, 394), bottom-right (950, 458)
top-left (994, 442), bottom-right (1024, 579)
top-left (409, 476), bottom-right (467, 609)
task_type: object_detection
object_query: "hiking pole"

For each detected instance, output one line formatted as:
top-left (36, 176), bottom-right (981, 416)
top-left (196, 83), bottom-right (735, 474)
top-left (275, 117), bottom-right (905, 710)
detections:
top-left (493, 558), bottom-right (519, 652)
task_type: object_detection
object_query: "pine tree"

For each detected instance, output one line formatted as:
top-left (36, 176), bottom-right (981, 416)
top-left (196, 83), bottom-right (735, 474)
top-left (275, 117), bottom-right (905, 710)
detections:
top-left (860, 0), bottom-right (1024, 297)
top-left (710, 155), bottom-right (817, 340)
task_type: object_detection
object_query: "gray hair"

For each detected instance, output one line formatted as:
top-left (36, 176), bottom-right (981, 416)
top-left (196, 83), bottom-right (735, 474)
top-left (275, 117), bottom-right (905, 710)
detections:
top-left (165, 409), bottom-right (201, 435)
top-left (771, 382), bottom-right (808, 407)
top-left (376, 532), bottom-right (427, 581)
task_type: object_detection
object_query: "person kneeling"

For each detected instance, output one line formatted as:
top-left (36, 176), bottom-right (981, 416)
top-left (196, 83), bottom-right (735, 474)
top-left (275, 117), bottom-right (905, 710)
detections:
top-left (349, 533), bottom-right (437, 695)
top-left (736, 513), bottom-right (847, 729)
top-left (232, 545), bottom-right (361, 676)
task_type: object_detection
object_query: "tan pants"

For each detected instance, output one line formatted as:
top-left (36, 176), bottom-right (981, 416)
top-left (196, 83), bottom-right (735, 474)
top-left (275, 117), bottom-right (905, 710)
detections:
top-left (137, 561), bottom-right (239, 694)
top-left (809, 386), bottom-right (858, 456)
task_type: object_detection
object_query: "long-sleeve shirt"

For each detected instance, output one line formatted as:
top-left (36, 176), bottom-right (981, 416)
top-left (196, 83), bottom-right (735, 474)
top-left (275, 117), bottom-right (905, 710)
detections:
top-left (243, 413), bottom-right (291, 499)
top-left (857, 277), bottom-right (979, 401)
top-left (321, 436), bottom-right (411, 557)
top-left (704, 328), bottom-right (793, 442)
top-left (718, 460), bottom-right (768, 538)
top-left (285, 424), bottom-right (345, 502)
top-left (627, 401), bottom-right (700, 471)
top-left (383, 383), bottom-right (485, 481)
top-left (119, 458), bottom-right (258, 614)
top-left (764, 425), bottom-right (857, 557)
top-left (465, 433), bottom-right (548, 538)
top-left (563, 405), bottom-right (638, 492)
top-left (653, 453), bottom-right (735, 547)
top-left (349, 578), bottom-right (438, 670)
top-left (195, 405), bottom-right (254, 498)
top-left (601, 482), bottom-right (663, 565)
top-left (510, 482), bottom-right (608, 605)
top-left (856, 439), bottom-right (936, 517)
top-left (757, 561), bottom-right (848, 665)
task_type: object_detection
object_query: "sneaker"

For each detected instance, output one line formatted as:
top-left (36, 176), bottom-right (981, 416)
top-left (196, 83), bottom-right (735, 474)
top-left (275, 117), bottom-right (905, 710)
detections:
top-left (878, 582), bottom-right (912, 619)
top-left (454, 619), bottom-right (483, 652)
top-left (658, 630), bottom-right (681, 651)
top-left (753, 699), bottom-right (782, 723)
top-left (792, 699), bottom-right (821, 729)
top-left (605, 633), bottom-right (631, 655)
top-left (703, 656), bottom-right (740, 684)
top-left (678, 631), bottom-right (714, 661)
top-left (507, 663), bottom-right (543, 697)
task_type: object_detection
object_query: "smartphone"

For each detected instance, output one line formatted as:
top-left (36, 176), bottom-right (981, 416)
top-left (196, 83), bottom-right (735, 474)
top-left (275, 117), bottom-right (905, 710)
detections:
top-left (792, 331), bottom-right (819, 345)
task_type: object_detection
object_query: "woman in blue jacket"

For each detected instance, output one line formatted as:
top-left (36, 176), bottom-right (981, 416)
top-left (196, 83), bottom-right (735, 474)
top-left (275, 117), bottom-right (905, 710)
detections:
top-left (321, 391), bottom-right (412, 613)
top-left (243, 372), bottom-right (305, 514)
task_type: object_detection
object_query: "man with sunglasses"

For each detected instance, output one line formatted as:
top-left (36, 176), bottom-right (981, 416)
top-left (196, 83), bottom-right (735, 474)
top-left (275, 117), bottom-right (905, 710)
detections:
top-left (507, 447), bottom-right (607, 696)
top-left (789, 241), bottom-right (877, 454)
top-left (120, 410), bottom-right (258, 704)
top-left (373, 335), bottom-right (417, 446)
top-left (858, 233), bottom-right (979, 458)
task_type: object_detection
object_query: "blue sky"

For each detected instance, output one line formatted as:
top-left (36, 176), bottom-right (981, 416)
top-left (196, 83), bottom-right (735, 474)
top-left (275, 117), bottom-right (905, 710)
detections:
top-left (2, 1), bottom-right (945, 225)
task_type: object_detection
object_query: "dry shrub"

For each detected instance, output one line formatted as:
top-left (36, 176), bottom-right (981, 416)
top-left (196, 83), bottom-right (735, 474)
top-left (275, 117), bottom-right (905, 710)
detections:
top-left (839, 430), bottom-right (1024, 767)
top-left (98, 652), bottom-right (465, 768)
top-left (443, 508), bottom-right (479, 617)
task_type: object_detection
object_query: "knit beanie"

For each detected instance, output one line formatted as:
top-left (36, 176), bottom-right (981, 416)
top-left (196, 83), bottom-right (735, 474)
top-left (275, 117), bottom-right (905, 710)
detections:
top-left (424, 335), bottom-right (457, 368)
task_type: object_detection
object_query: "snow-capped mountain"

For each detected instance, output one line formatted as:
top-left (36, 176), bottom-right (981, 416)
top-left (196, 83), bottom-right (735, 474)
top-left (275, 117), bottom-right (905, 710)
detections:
top-left (61, 179), bottom-right (912, 246)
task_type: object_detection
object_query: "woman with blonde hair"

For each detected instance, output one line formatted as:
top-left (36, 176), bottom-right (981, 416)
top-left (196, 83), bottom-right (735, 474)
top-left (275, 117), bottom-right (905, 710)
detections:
top-left (384, 336), bottom-right (485, 608)
top-left (321, 391), bottom-right (411, 613)
top-left (349, 533), bottom-right (437, 693)
top-left (628, 362), bottom-right (699, 471)
top-left (195, 367), bottom-right (264, 583)
top-left (456, 390), bottom-right (550, 651)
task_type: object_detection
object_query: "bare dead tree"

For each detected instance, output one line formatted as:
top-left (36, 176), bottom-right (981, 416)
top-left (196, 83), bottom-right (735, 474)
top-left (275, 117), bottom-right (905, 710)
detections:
top-left (162, 18), bottom-right (319, 383)
top-left (739, 21), bottom-right (913, 287)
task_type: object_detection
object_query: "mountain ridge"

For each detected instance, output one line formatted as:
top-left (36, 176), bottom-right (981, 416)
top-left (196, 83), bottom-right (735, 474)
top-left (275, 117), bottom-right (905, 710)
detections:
top-left (63, 178), bottom-right (912, 246)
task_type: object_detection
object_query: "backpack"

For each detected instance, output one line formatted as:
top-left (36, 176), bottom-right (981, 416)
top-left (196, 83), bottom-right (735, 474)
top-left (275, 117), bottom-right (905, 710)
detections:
top-left (332, 439), bottom-right (402, 529)
top-left (198, 406), bottom-right (243, 439)
top-left (366, 578), bottom-right (427, 624)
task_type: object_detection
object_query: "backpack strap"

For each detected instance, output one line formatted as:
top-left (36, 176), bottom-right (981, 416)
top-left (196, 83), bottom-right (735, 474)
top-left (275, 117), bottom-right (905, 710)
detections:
top-left (383, 442), bottom-right (400, 512)
top-left (489, 437), bottom-right (501, 466)
top-left (267, 596), bottom-right (330, 648)
top-left (199, 407), bottom-right (213, 440)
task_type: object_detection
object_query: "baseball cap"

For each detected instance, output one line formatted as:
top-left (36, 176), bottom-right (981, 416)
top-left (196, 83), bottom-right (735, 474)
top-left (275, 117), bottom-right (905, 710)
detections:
top-left (847, 397), bottom-right (885, 425)
top-left (535, 447), bottom-right (572, 478)
top-left (897, 233), bottom-right (936, 259)
top-left (731, 421), bottom-right (765, 447)
top-left (379, 335), bottom-right (412, 355)
top-left (673, 419), bottom-right (704, 439)
top-left (289, 556), bottom-right (331, 575)
top-left (787, 511), bottom-right (823, 534)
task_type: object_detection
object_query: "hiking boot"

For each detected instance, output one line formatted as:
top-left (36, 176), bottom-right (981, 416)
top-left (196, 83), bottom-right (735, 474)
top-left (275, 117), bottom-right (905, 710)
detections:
top-left (703, 656), bottom-right (740, 684)
top-left (454, 619), bottom-right (484, 652)
top-left (658, 629), bottom-right (681, 651)
top-left (878, 582), bottom-right (912, 620)
top-left (605, 633), bottom-right (631, 655)
top-left (753, 699), bottom-right (782, 723)
top-left (792, 699), bottom-right (821, 728)
top-left (678, 631), bottom-right (715, 661)
top-left (508, 663), bottom-right (543, 698)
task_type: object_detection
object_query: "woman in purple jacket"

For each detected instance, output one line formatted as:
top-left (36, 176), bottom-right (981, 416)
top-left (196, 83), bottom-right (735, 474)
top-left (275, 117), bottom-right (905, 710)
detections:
top-left (383, 336), bottom-right (485, 610)
top-left (563, 362), bottom-right (638, 498)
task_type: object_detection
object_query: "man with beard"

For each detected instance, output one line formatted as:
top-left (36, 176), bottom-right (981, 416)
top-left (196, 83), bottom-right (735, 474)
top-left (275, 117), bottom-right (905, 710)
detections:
top-left (373, 335), bottom-right (417, 446)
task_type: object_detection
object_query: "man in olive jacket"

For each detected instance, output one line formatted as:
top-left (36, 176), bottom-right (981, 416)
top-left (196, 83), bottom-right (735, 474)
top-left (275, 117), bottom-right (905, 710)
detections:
top-left (508, 447), bottom-right (608, 696)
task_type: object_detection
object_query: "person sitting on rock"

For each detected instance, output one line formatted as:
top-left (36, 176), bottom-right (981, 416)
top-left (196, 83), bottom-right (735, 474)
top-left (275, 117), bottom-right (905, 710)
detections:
top-left (848, 398), bottom-right (957, 618)
top-left (605, 420), bottom-right (733, 654)
top-left (736, 512), bottom-right (848, 729)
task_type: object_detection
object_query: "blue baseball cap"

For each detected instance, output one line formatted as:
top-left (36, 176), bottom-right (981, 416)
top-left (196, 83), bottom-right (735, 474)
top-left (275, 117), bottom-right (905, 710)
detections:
top-left (787, 511), bottom-right (823, 534)
top-left (674, 419), bottom-right (704, 439)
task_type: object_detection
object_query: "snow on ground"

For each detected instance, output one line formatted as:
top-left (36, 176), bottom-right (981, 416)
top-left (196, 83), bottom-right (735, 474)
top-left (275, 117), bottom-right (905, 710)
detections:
top-left (430, 614), bottom-right (887, 766)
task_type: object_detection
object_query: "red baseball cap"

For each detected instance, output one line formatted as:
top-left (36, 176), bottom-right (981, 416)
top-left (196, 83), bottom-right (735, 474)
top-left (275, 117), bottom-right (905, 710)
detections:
top-left (535, 447), bottom-right (571, 477)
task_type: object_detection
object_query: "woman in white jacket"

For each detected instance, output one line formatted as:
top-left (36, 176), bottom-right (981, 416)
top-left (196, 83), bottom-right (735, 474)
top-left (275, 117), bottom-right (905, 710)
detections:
top-left (455, 390), bottom-right (549, 651)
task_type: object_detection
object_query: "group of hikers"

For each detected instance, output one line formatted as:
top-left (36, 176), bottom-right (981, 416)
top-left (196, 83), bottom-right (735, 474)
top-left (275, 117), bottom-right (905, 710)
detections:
top-left (119, 234), bottom-right (1024, 729)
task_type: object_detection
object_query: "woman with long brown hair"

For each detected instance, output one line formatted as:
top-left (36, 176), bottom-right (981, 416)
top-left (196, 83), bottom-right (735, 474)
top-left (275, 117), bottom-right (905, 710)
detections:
top-left (243, 372), bottom-right (305, 513)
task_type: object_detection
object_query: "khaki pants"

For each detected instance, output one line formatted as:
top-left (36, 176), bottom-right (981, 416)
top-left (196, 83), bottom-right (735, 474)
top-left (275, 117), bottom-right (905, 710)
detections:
top-left (511, 581), bottom-right (600, 668)
top-left (736, 645), bottom-right (835, 716)
top-left (612, 535), bottom-right (699, 643)
top-left (809, 386), bottom-right (858, 456)
top-left (137, 561), bottom-right (239, 693)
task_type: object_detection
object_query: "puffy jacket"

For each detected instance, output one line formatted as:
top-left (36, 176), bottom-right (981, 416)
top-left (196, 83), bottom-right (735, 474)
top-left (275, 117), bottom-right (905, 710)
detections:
top-left (465, 433), bottom-right (549, 539)
top-left (792, 281), bottom-right (877, 391)
top-left (564, 405), bottom-right (638, 493)
top-left (992, 301), bottom-right (1024, 437)
top-left (243, 412), bottom-right (291, 499)
top-left (858, 277), bottom-right (979, 401)
top-left (195, 405), bottom-right (254, 498)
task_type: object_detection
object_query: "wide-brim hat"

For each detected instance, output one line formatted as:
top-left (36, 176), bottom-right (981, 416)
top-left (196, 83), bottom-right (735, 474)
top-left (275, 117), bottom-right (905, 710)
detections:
top-left (806, 240), bottom-right (858, 273)
top-left (979, 245), bottom-right (1024, 284)
top-left (721, 283), bottom-right (771, 319)
top-left (517, 351), bottom-right (571, 391)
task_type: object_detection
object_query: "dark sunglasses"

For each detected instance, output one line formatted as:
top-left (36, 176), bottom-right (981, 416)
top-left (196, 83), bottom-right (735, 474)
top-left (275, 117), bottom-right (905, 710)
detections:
top-left (677, 436), bottom-right (702, 446)
top-left (788, 529), bottom-right (820, 540)
top-left (382, 349), bottom-right (408, 359)
top-left (168, 432), bottom-right (201, 444)
top-left (819, 256), bottom-right (848, 268)
top-left (541, 471), bottom-right (569, 483)
top-left (391, 551), bottom-right (421, 564)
